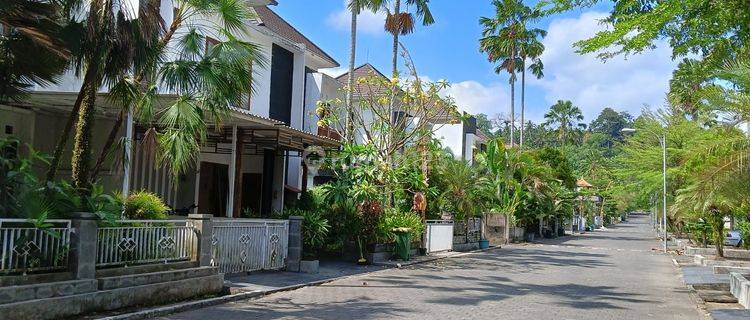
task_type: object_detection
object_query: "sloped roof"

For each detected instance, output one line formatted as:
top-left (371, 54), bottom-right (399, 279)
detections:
top-left (335, 63), bottom-right (390, 99)
top-left (251, 6), bottom-right (339, 68)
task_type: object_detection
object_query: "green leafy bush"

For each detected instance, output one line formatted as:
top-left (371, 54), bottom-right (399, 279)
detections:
top-left (376, 208), bottom-right (424, 243)
top-left (0, 138), bottom-right (120, 220)
top-left (686, 219), bottom-right (711, 247)
top-left (281, 208), bottom-right (330, 259)
top-left (737, 221), bottom-right (750, 249)
top-left (123, 191), bottom-right (169, 220)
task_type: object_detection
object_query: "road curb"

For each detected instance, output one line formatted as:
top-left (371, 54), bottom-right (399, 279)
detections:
top-left (372, 245), bottom-right (502, 267)
top-left (96, 246), bottom-right (502, 320)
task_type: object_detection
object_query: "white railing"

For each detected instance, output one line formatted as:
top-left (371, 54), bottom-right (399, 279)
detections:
top-left (96, 220), bottom-right (196, 268)
top-left (211, 219), bottom-right (288, 274)
top-left (0, 219), bottom-right (71, 274)
top-left (426, 220), bottom-right (453, 253)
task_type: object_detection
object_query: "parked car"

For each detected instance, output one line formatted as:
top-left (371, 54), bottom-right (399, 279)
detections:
top-left (725, 230), bottom-right (742, 247)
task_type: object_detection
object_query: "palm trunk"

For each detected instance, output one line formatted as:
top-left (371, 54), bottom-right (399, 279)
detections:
top-left (345, 9), bottom-right (358, 144)
top-left (70, 27), bottom-right (105, 198)
top-left (71, 77), bottom-right (99, 198)
top-left (509, 78), bottom-right (515, 147)
top-left (520, 61), bottom-right (526, 148)
top-left (46, 87), bottom-right (87, 181)
top-left (391, 0), bottom-right (401, 78)
top-left (91, 109), bottom-right (125, 180)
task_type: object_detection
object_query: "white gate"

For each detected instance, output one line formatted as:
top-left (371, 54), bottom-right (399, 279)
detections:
top-left (211, 219), bottom-right (289, 274)
top-left (426, 220), bottom-right (454, 253)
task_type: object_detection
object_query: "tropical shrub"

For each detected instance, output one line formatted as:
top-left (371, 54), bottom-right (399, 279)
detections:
top-left (737, 221), bottom-right (750, 249)
top-left (122, 191), bottom-right (169, 220)
top-left (376, 208), bottom-right (425, 243)
top-left (283, 208), bottom-right (330, 259)
top-left (685, 219), bottom-right (711, 248)
top-left (0, 138), bottom-right (120, 220)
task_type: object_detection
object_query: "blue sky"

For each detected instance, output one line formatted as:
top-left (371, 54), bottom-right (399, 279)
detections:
top-left (273, 1), bottom-right (677, 124)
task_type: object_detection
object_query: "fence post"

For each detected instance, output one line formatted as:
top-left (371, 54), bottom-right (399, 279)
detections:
top-left (69, 212), bottom-right (98, 279)
top-left (287, 216), bottom-right (303, 272)
top-left (188, 214), bottom-right (214, 267)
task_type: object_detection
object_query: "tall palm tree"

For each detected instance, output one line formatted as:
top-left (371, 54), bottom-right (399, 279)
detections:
top-left (383, 0), bottom-right (434, 78)
top-left (479, 0), bottom-right (528, 147)
top-left (543, 100), bottom-right (584, 145)
top-left (519, 26), bottom-right (545, 148)
top-left (67, 0), bottom-right (164, 198)
top-left (90, 0), bottom-right (262, 180)
top-left (345, 0), bottom-right (383, 143)
top-left (6, 0), bottom-right (259, 202)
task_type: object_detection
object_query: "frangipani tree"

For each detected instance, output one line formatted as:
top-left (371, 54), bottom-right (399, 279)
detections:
top-left (318, 49), bottom-right (460, 169)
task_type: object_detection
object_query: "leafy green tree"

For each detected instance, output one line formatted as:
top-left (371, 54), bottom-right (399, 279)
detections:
top-left (589, 107), bottom-right (633, 148)
top-left (543, 100), bottom-right (585, 145)
top-left (668, 58), bottom-right (713, 118)
top-left (475, 113), bottom-right (496, 138)
top-left (539, 0), bottom-right (750, 69)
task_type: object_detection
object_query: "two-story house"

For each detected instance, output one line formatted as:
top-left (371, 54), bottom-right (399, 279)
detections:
top-left (335, 63), bottom-right (486, 163)
top-left (0, 1), bottom-right (342, 218)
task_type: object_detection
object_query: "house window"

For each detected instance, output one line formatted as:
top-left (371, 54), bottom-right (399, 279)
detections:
top-left (269, 44), bottom-right (294, 125)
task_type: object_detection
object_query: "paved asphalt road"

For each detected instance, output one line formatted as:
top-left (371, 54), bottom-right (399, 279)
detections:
top-left (161, 215), bottom-right (704, 320)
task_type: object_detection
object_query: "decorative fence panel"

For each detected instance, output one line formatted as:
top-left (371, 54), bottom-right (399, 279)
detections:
top-left (0, 219), bottom-right (71, 274)
top-left (211, 219), bottom-right (288, 274)
top-left (425, 220), bottom-right (453, 253)
top-left (96, 220), bottom-right (196, 268)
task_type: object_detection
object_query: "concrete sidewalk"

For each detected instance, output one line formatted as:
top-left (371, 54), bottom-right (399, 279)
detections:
top-left (97, 247), bottom-right (500, 320)
top-left (224, 260), bottom-right (387, 293)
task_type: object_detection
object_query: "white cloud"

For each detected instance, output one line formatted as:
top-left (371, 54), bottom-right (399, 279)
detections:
top-left (326, 1), bottom-right (387, 36)
top-left (529, 11), bottom-right (678, 120)
top-left (442, 80), bottom-right (511, 118)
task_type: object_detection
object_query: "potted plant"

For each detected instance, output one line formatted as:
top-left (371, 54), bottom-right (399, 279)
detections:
top-left (291, 209), bottom-right (329, 273)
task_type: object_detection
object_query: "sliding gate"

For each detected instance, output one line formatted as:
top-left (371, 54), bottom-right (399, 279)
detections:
top-left (211, 219), bottom-right (289, 274)
top-left (425, 220), bottom-right (454, 253)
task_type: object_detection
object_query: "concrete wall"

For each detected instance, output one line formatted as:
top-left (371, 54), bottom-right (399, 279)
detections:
top-left (730, 272), bottom-right (750, 309)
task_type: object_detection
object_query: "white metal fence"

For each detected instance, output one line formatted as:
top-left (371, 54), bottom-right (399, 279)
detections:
top-left (211, 219), bottom-right (288, 274)
top-left (425, 220), bottom-right (453, 253)
top-left (0, 219), bottom-right (71, 274)
top-left (96, 220), bottom-right (196, 268)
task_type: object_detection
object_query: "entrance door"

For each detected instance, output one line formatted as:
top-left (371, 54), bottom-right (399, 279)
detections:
top-left (260, 150), bottom-right (275, 217)
top-left (198, 162), bottom-right (229, 216)
top-left (240, 173), bottom-right (262, 217)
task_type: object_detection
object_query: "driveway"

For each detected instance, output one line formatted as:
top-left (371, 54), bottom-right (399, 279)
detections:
top-left (161, 215), bottom-right (703, 320)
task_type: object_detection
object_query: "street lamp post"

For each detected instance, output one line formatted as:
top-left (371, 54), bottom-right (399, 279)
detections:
top-left (622, 128), bottom-right (668, 253)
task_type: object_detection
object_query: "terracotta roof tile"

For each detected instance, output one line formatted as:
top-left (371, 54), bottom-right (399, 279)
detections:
top-left (335, 63), bottom-right (390, 99)
top-left (251, 6), bottom-right (339, 68)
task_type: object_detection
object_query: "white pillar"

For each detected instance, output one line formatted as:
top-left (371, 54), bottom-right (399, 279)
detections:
top-left (122, 109), bottom-right (135, 198)
top-left (226, 125), bottom-right (238, 218)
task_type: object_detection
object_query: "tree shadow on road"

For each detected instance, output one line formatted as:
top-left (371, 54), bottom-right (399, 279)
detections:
top-left (162, 296), bottom-right (414, 320)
